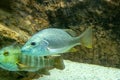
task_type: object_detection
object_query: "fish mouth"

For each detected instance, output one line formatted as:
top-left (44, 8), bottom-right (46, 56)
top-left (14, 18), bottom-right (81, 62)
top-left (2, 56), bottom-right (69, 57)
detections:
top-left (21, 46), bottom-right (32, 53)
top-left (21, 49), bottom-right (26, 53)
top-left (21, 48), bottom-right (26, 52)
top-left (21, 47), bottom-right (29, 53)
top-left (21, 49), bottom-right (29, 54)
top-left (21, 48), bottom-right (33, 56)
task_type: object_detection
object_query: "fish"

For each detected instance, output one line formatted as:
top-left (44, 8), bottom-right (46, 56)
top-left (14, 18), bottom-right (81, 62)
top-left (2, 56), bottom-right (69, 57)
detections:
top-left (0, 45), bottom-right (20, 71)
top-left (18, 54), bottom-right (65, 72)
top-left (0, 45), bottom-right (65, 74)
top-left (21, 27), bottom-right (92, 56)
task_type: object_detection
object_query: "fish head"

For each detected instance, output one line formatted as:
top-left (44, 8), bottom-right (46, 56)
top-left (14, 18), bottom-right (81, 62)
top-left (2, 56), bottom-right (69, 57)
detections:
top-left (0, 46), bottom-right (20, 71)
top-left (0, 49), bottom-right (6, 63)
top-left (21, 37), bottom-right (49, 56)
top-left (0, 46), bottom-right (12, 63)
top-left (0, 46), bottom-right (20, 63)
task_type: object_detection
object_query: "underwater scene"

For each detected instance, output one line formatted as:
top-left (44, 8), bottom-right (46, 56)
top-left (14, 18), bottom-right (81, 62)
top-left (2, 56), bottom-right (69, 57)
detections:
top-left (0, 0), bottom-right (120, 80)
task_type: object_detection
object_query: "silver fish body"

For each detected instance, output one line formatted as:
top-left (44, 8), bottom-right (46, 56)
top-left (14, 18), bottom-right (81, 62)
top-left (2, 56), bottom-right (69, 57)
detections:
top-left (21, 27), bottom-right (92, 56)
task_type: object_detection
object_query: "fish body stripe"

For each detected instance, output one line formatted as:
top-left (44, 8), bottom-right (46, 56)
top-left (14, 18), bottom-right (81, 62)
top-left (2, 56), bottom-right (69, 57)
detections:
top-left (20, 54), bottom-right (52, 69)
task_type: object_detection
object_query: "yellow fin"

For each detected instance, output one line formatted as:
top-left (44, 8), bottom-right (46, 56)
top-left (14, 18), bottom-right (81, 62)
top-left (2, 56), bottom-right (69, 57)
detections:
top-left (17, 63), bottom-right (29, 69)
top-left (79, 27), bottom-right (92, 48)
top-left (68, 47), bottom-right (78, 52)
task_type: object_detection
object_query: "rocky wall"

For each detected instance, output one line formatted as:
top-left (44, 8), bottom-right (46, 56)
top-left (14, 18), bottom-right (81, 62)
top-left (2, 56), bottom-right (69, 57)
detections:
top-left (0, 0), bottom-right (120, 79)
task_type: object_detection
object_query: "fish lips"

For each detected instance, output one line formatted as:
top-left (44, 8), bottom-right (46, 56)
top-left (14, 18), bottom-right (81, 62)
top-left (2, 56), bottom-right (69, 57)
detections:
top-left (21, 48), bottom-right (31, 55)
top-left (21, 47), bottom-right (36, 56)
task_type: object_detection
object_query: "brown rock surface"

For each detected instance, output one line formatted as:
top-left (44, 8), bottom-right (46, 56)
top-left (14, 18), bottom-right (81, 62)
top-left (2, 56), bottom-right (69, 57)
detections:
top-left (0, 0), bottom-right (120, 79)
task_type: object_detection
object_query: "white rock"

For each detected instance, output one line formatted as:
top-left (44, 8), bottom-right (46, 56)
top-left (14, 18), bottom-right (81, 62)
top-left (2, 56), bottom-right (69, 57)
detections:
top-left (35, 60), bottom-right (120, 80)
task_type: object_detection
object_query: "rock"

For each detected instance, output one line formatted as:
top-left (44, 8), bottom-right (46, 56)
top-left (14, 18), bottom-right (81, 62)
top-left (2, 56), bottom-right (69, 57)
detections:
top-left (38, 60), bottom-right (120, 80)
top-left (0, 0), bottom-right (120, 79)
top-left (0, 23), bottom-right (30, 43)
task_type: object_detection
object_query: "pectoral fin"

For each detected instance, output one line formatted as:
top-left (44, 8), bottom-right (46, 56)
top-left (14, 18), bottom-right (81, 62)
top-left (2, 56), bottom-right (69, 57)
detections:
top-left (17, 63), bottom-right (30, 70)
top-left (68, 47), bottom-right (78, 53)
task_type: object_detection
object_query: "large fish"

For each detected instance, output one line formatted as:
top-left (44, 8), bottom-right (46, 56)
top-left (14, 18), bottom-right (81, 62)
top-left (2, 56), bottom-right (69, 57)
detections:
top-left (0, 45), bottom-right (64, 74)
top-left (21, 27), bottom-right (92, 56)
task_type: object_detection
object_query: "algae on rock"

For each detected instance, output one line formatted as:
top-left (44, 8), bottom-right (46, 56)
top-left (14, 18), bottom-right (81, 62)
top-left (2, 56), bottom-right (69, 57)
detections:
top-left (0, 0), bottom-right (120, 80)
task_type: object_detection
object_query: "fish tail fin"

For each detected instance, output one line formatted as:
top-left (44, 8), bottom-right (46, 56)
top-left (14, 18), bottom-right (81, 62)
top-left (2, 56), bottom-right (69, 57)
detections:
top-left (78, 27), bottom-right (92, 48)
top-left (53, 56), bottom-right (65, 70)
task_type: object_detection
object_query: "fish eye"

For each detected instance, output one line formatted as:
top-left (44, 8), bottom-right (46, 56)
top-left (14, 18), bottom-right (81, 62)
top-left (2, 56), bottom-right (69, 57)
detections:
top-left (3, 51), bottom-right (9, 56)
top-left (31, 42), bottom-right (36, 46)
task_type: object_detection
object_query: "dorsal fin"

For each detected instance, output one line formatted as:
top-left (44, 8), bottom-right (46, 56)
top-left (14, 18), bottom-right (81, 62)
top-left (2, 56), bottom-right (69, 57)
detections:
top-left (63, 29), bottom-right (77, 37)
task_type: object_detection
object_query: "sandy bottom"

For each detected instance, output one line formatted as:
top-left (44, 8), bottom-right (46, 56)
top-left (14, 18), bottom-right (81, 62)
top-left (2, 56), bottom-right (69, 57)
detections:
top-left (35, 60), bottom-right (120, 80)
